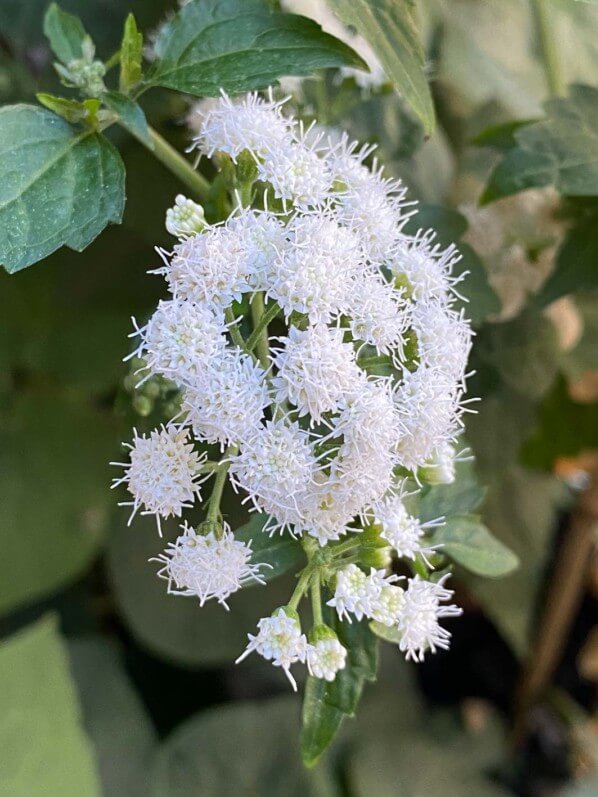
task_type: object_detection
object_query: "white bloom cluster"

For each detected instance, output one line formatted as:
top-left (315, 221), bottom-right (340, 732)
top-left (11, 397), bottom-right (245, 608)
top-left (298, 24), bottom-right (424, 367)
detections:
top-left (114, 88), bottom-right (474, 687)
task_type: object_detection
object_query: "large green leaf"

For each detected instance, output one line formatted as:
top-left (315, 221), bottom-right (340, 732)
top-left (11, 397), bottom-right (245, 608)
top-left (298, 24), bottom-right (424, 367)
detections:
top-left (68, 637), bottom-right (157, 797)
top-left (405, 204), bottom-right (501, 324)
top-left (151, 697), bottom-right (340, 796)
top-left (103, 91), bottom-right (153, 148)
top-left (432, 514), bottom-right (519, 578)
top-left (235, 514), bottom-right (304, 583)
top-left (0, 616), bottom-right (100, 797)
top-left (0, 391), bottom-right (119, 616)
top-left (536, 215), bottom-right (598, 306)
top-left (0, 105), bottom-right (125, 273)
top-left (108, 514), bottom-right (297, 667)
top-left (150, 0), bottom-right (366, 97)
top-left (326, 0), bottom-right (435, 134)
top-left (301, 614), bottom-right (377, 767)
top-left (481, 85), bottom-right (598, 204)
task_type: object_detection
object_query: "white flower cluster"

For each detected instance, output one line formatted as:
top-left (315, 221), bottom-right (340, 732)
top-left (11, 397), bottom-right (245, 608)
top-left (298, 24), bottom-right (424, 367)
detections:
top-left (113, 89), bottom-right (473, 687)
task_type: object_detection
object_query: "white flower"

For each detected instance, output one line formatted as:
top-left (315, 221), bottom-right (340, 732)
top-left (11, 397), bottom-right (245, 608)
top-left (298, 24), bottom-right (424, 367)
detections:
top-left (111, 426), bottom-right (206, 532)
top-left (258, 129), bottom-right (332, 206)
top-left (165, 194), bottom-right (205, 238)
top-left (227, 209), bottom-right (287, 291)
top-left (307, 637), bottom-right (347, 681)
top-left (421, 442), bottom-right (459, 485)
top-left (295, 472), bottom-right (362, 545)
top-left (327, 564), bottom-right (397, 622)
top-left (131, 299), bottom-right (227, 385)
top-left (336, 379), bottom-right (402, 454)
top-left (182, 350), bottom-right (271, 448)
top-left (397, 575), bottom-right (462, 661)
top-left (272, 324), bottom-right (363, 423)
top-left (229, 420), bottom-right (318, 531)
top-left (236, 608), bottom-right (309, 690)
top-left (154, 521), bottom-right (266, 607)
top-left (374, 495), bottom-right (441, 562)
top-left (412, 300), bottom-right (472, 383)
top-left (346, 273), bottom-right (410, 355)
top-left (267, 212), bottom-right (364, 323)
top-left (391, 231), bottom-right (464, 304)
top-left (394, 367), bottom-right (464, 471)
top-left (370, 584), bottom-right (405, 626)
top-left (192, 89), bottom-right (293, 161)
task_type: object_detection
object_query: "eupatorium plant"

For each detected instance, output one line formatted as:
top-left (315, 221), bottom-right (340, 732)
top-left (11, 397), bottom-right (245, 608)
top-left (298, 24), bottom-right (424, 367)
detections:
top-left (111, 89), bottom-right (475, 755)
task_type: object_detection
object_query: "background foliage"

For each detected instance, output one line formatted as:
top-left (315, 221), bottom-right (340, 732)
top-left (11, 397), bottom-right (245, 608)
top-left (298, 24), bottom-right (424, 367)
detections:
top-left (0, 0), bottom-right (597, 794)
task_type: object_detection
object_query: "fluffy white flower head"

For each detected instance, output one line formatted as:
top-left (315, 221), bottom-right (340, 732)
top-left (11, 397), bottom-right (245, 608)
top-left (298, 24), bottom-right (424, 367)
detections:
top-left (165, 194), bottom-right (205, 238)
top-left (347, 274), bottom-right (410, 355)
top-left (397, 575), bottom-right (462, 662)
top-left (374, 495), bottom-right (441, 562)
top-left (391, 232), bottom-right (464, 304)
top-left (307, 636), bottom-right (347, 681)
top-left (111, 426), bottom-right (205, 532)
top-left (258, 134), bottom-right (331, 206)
top-left (154, 521), bottom-right (266, 607)
top-left (412, 301), bottom-right (472, 383)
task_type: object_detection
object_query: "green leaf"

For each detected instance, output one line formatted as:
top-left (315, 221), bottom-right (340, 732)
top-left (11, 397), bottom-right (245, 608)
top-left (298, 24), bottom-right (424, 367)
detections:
top-left (43, 2), bottom-right (88, 64)
top-left (472, 119), bottom-right (538, 151)
top-left (151, 697), bottom-right (340, 796)
top-left (108, 514), bottom-right (296, 667)
top-left (369, 620), bottom-right (402, 645)
top-left (326, 0), bottom-right (435, 135)
top-left (432, 514), bottom-right (519, 577)
top-left (417, 460), bottom-right (486, 522)
top-left (234, 515), bottom-right (304, 582)
top-left (521, 374), bottom-right (598, 470)
top-left (405, 204), bottom-right (501, 324)
top-left (0, 391), bottom-right (119, 616)
top-left (0, 105), bottom-right (125, 273)
top-left (103, 91), bottom-right (152, 147)
top-left (0, 616), bottom-right (100, 797)
top-left (481, 85), bottom-right (598, 204)
top-left (301, 615), bottom-right (377, 767)
top-left (36, 93), bottom-right (89, 123)
top-left (536, 216), bottom-right (598, 306)
top-left (68, 638), bottom-right (156, 797)
top-left (119, 13), bottom-right (144, 92)
top-left (150, 0), bottom-right (366, 97)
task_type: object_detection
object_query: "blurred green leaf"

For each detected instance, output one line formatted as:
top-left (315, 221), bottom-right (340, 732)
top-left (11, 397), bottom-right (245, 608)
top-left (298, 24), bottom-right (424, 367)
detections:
top-left (235, 515), bottom-right (304, 583)
top-left (417, 460), bottom-right (486, 522)
top-left (521, 374), bottom-right (598, 469)
top-left (481, 85), bottom-right (598, 203)
top-left (0, 391), bottom-right (118, 615)
top-left (301, 615), bottom-right (377, 767)
top-left (536, 216), bottom-right (598, 306)
top-left (119, 13), bottom-right (144, 93)
top-left (151, 698), bottom-right (341, 796)
top-left (43, 2), bottom-right (88, 65)
top-left (325, 0), bottom-right (435, 134)
top-left (472, 119), bottom-right (538, 150)
top-left (69, 637), bottom-right (157, 797)
top-left (404, 205), bottom-right (501, 324)
top-left (432, 514), bottom-right (519, 577)
top-left (0, 616), bottom-right (100, 797)
top-left (103, 91), bottom-right (152, 147)
top-left (0, 105), bottom-right (125, 273)
top-left (108, 514), bottom-right (296, 667)
top-left (150, 0), bottom-right (366, 97)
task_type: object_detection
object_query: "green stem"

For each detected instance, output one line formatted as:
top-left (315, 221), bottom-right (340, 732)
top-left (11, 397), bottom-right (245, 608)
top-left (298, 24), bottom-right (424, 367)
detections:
top-left (411, 556), bottom-right (429, 580)
top-left (311, 576), bottom-right (323, 626)
top-left (250, 293), bottom-right (271, 370)
top-left (206, 444), bottom-right (238, 525)
top-left (145, 126), bottom-right (211, 202)
top-left (331, 539), bottom-right (361, 557)
top-left (246, 301), bottom-right (280, 353)
top-left (530, 0), bottom-right (564, 97)
top-left (288, 566), bottom-right (314, 611)
top-left (224, 307), bottom-right (250, 352)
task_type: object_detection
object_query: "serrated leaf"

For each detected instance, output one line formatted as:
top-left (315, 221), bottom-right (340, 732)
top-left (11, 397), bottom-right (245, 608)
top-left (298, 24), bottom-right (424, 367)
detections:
top-left (481, 84), bottom-right (598, 204)
top-left (43, 2), bottom-right (88, 64)
top-left (405, 204), bottom-right (501, 324)
top-left (0, 616), bottom-right (100, 797)
top-left (103, 91), bottom-right (152, 147)
top-left (0, 105), bottom-right (125, 273)
top-left (301, 614), bottom-right (377, 766)
top-left (119, 13), bottom-right (143, 92)
top-left (234, 514), bottom-right (304, 583)
top-left (432, 514), bottom-right (519, 577)
top-left (536, 216), bottom-right (598, 306)
top-left (150, 0), bottom-right (366, 97)
top-left (326, 0), bottom-right (435, 134)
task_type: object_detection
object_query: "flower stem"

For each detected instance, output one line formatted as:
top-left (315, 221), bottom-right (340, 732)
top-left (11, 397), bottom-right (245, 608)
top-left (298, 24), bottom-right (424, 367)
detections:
top-left (311, 576), bottom-right (323, 626)
top-left (224, 307), bottom-right (250, 353)
top-left (530, 0), bottom-right (564, 97)
top-left (246, 300), bottom-right (281, 353)
top-left (288, 565), bottom-right (314, 611)
top-left (145, 126), bottom-right (211, 202)
top-left (206, 444), bottom-right (238, 524)
top-left (250, 292), bottom-right (271, 370)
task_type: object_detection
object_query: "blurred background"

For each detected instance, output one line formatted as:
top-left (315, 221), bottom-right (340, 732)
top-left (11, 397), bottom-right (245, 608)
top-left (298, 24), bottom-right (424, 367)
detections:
top-left (0, 1), bottom-right (596, 795)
